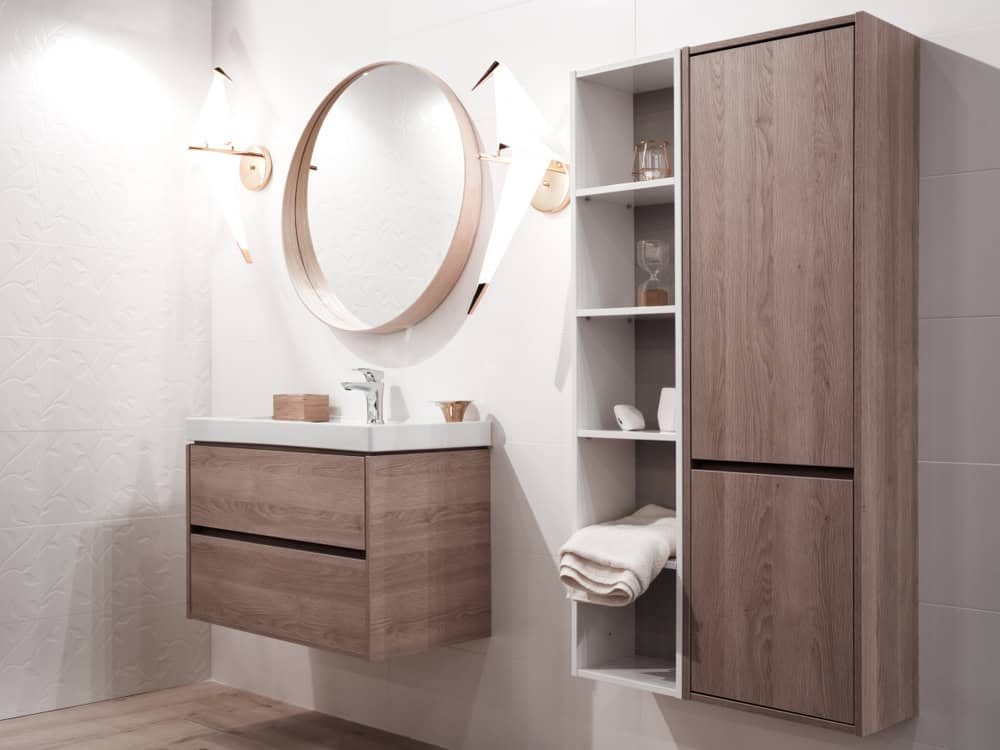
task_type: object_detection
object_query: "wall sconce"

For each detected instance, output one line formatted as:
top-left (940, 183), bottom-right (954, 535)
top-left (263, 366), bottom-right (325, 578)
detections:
top-left (188, 67), bottom-right (271, 263)
top-left (469, 61), bottom-right (570, 314)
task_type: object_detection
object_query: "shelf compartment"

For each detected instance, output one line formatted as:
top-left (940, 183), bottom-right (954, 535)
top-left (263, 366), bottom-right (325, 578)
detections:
top-left (574, 53), bottom-right (677, 190)
top-left (577, 178), bottom-right (675, 206)
top-left (577, 655), bottom-right (679, 697)
top-left (578, 305), bottom-right (675, 319)
top-left (577, 429), bottom-right (676, 442)
top-left (576, 51), bottom-right (676, 94)
top-left (577, 316), bottom-right (675, 433)
top-left (576, 199), bottom-right (675, 311)
top-left (574, 568), bottom-right (678, 697)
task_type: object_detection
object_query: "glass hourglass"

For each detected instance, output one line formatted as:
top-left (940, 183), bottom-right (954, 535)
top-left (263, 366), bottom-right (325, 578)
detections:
top-left (637, 239), bottom-right (671, 306)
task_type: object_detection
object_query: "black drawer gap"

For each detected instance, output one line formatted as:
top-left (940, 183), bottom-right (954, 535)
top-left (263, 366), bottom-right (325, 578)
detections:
top-left (191, 525), bottom-right (366, 559)
top-left (691, 459), bottom-right (853, 480)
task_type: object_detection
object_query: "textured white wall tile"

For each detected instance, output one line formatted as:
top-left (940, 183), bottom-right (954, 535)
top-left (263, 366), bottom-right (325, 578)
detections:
top-left (0, 608), bottom-right (110, 718)
top-left (0, 523), bottom-right (115, 624)
top-left (920, 171), bottom-right (1000, 319)
top-left (0, 602), bottom-right (208, 720)
top-left (0, 430), bottom-right (187, 528)
top-left (0, 517), bottom-right (187, 625)
top-left (920, 36), bottom-right (1000, 177)
top-left (920, 461), bottom-right (1000, 612)
top-left (0, 0), bottom-right (211, 722)
top-left (108, 516), bottom-right (189, 613)
top-left (108, 602), bottom-right (210, 697)
top-left (383, 0), bottom-right (531, 37)
top-left (920, 317), bottom-right (1000, 464)
top-left (0, 338), bottom-right (209, 432)
top-left (917, 604), bottom-right (1000, 750)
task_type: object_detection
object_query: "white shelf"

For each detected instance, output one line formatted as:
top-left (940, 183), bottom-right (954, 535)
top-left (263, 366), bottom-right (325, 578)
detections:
top-left (664, 558), bottom-right (678, 570)
top-left (577, 429), bottom-right (677, 442)
top-left (576, 178), bottom-right (675, 206)
top-left (576, 655), bottom-right (679, 697)
top-left (577, 305), bottom-right (675, 319)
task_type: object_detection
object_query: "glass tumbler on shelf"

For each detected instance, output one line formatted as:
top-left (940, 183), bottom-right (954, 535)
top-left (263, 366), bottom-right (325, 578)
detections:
top-left (631, 139), bottom-right (672, 181)
top-left (636, 239), bottom-right (672, 307)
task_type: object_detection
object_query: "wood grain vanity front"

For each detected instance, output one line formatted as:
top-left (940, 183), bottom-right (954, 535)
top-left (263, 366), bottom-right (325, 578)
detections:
top-left (186, 444), bottom-right (491, 661)
top-left (367, 450), bottom-right (491, 659)
top-left (189, 532), bottom-right (369, 656)
top-left (689, 27), bottom-right (855, 468)
top-left (689, 469), bottom-right (854, 724)
top-left (188, 444), bottom-right (365, 549)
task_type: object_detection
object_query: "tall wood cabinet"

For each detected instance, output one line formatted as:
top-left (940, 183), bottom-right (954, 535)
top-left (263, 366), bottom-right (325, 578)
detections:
top-left (681, 13), bottom-right (917, 736)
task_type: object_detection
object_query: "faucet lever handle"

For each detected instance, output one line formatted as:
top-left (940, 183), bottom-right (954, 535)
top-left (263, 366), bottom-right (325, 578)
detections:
top-left (353, 367), bottom-right (384, 383)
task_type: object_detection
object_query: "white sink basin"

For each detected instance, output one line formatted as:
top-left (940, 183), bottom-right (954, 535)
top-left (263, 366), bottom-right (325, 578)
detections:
top-left (186, 417), bottom-right (492, 453)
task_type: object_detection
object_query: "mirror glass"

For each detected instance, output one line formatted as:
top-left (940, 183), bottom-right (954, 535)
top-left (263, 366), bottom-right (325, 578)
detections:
top-left (305, 64), bottom-right (469, 331)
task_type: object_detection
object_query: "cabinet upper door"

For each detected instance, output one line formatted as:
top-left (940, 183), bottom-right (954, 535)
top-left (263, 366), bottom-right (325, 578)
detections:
top-left (690, 469), bottom-right (855, 724)
top-left (689, 28), bottom-right (855, 467)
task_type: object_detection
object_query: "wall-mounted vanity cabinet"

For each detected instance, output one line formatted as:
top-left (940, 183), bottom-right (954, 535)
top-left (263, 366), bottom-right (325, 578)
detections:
top-left (184, 420), bottom-right (491, 660)
top-left (573, 11), bottom-right (917, 738)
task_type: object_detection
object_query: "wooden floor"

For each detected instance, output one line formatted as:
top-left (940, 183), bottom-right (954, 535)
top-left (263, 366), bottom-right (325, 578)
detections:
top-left (0, 682), bottom-right (442, 750)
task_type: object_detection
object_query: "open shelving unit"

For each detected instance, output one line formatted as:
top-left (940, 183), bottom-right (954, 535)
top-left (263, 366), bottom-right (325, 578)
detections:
top-left (571, 49), bottom-right (684, 699)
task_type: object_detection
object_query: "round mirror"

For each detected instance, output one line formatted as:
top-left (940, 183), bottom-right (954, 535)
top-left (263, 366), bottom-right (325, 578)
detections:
top-left (283, 62), bottom-right (482, 334)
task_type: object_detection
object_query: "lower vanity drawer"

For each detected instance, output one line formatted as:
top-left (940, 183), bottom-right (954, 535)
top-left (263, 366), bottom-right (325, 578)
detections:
top-left (189, 532), bottom-right (369, 657)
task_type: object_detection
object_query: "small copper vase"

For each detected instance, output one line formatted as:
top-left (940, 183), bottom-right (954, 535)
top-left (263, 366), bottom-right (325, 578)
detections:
top-left (434, 400), bottom-right (472, 423)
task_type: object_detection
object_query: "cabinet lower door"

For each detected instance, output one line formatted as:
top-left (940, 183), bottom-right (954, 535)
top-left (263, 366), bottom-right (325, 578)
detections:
top-left (690, 469), bottom-right (854, 724)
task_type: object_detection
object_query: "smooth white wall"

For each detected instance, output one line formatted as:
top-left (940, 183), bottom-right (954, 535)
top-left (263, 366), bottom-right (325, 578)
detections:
top-left (209, 1), bottom-right (1000, 748)
top-left (0, 0), bottom-right (212, 718)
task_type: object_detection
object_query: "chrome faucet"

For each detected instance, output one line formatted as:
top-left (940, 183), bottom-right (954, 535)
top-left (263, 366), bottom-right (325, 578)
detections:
top-left (340, 368), bottom-right (384, 425)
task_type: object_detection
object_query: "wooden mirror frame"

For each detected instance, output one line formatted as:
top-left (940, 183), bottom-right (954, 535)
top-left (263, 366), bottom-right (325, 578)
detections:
top-left (282, 62), bottom-right (482, 334)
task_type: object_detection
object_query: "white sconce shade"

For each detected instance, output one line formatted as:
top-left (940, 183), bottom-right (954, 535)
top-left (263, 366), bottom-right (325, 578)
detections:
top-left (469, 61), bottom-right (569, 313)
top-left (193, 67), bottom-right (235, 148)
top-left (189, 67), bottom-right (270, 264)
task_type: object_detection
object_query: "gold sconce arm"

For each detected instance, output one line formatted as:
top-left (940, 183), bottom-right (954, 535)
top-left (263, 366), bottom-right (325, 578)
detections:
top-left (187, 144), bottom-right (265, 158)
top-left (188, 143), bottom-right (273, 191)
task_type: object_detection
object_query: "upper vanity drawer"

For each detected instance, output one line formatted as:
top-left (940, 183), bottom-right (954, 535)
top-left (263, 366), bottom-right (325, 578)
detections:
top-left (188, 444), bottom-right (365, 549)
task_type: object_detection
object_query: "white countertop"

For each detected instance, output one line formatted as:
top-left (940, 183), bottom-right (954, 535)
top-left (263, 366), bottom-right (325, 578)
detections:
top-left (186, 417), bottom-right (492, 453)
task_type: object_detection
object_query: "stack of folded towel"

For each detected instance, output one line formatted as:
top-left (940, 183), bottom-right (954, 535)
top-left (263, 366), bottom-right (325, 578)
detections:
top-left (559, 504), bottom-right (677, 607)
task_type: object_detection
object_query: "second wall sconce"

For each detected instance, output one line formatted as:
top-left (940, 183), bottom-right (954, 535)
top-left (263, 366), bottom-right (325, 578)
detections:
top-left (188, 67), bottom-right (271, 263)
top-left (469, 61), bottom-right (571, 314)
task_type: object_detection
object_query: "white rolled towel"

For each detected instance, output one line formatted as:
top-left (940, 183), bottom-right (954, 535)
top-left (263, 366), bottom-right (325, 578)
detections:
top-left (559, 505), bottom-right (677, 607)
